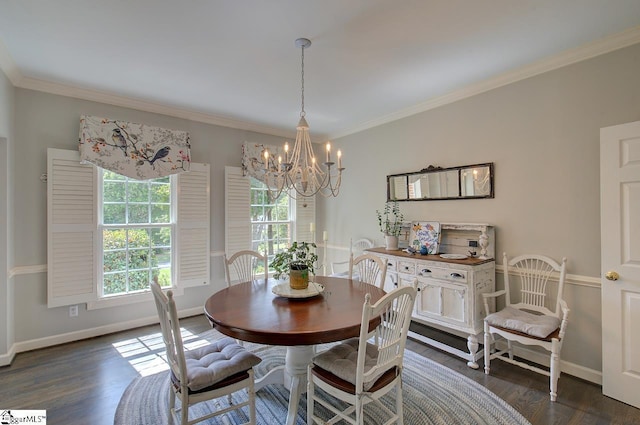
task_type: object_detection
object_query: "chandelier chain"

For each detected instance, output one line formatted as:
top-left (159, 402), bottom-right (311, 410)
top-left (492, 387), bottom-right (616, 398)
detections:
top-left (300, 44), bottom-right (305, 117)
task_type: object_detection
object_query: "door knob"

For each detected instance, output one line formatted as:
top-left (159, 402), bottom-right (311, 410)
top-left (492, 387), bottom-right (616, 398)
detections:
top-left (605, 270), bottom-right (620, 281)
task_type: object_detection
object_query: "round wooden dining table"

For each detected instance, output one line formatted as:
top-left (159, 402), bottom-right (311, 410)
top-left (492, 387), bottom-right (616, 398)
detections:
top-left (204, 275), bottom-right (386, 425)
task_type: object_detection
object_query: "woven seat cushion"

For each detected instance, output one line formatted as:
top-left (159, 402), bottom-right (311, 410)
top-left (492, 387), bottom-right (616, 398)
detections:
top-left (312, 338), bottom-right (385, 391)
top-left (183, 337), bottom-right (261, 391)
top-left (485, 306), bottom-right (560, 339)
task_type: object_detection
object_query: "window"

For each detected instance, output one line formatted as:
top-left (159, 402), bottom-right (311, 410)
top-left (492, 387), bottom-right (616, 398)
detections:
top-left (224, 166), bottom-right (315, 271)
top-left (250, 177), bottom-right (291, 271)
top-left (100, 170), bottom-right (173, 296)
top-left (47, 148), bottom-right (210, 309)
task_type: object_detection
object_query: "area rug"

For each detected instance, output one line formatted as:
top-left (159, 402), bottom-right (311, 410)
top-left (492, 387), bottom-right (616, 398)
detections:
top-left (115, 330), bottom-right (530, 425)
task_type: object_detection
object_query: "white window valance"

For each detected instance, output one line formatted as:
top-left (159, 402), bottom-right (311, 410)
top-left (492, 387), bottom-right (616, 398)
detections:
top-left (79, 115), bottom-right (191, 180)
top-left (242, 141), bottom-right (286, 180)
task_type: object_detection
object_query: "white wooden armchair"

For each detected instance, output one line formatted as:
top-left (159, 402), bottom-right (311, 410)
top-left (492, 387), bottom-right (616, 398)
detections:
top-left (483, 253), bottom-right (569, 401)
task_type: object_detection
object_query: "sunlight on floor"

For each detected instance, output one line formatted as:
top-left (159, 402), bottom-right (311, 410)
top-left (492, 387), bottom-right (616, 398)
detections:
top-left (112, 327), bottom-right (211, 376)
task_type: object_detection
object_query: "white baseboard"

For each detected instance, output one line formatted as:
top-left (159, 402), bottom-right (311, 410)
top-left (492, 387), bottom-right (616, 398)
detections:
top-left (0, 343), bottom-right (16, 367)
top-left (0, 306), bottom-right (204, 366)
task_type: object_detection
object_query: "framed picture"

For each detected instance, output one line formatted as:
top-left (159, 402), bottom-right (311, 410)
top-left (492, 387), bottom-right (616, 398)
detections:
top-left (409, 221), bottom-right (442, 254)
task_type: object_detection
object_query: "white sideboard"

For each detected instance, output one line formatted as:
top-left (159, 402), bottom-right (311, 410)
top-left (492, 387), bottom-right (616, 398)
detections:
top-left (368, 223), bottom-right (496, 368)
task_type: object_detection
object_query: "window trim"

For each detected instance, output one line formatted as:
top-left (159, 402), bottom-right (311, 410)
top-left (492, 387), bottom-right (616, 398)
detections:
top-left (96, 170), bottom-right (177, 299)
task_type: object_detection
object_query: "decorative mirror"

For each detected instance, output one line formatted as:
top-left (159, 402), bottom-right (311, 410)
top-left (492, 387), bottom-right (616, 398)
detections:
top-left (387, 163), bottom-right (494, 201)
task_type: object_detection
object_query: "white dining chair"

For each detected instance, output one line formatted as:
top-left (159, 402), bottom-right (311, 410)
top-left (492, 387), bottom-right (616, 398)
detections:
top-left (331, 238), bottom-right (374, 276)
top-left (224, 250), bottom-right (268, 287)
top-left (307, 283), bottom-right (417, 424)
top-left (483, 253), bottom-right (570, 401)
top-left (151, 281), bottom-right (261, 425)
top-left (349, 253), bottom-right (387, 289)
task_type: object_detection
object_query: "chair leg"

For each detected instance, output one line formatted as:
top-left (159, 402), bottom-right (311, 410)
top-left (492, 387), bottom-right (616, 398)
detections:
top-left (168, 388), bottom-right (176, 424)
top-left (550, 339), bottom-right (561, 402)
top-left (483, 321), bottom-right (491, 374)
top-left (507, 340), bottom-right (514, 360)
top-left (355, 395), bottom-right (364, 425)
top-left (396, 378), bottom-right (404, 425)
top-left (248, 372), bottom-right (256, 425)
top-left (181, 394), bottom-right (189, 425)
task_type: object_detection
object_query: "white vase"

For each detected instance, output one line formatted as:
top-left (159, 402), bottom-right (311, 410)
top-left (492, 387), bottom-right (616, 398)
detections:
top-left (385, 235), bottom-right (399, 250)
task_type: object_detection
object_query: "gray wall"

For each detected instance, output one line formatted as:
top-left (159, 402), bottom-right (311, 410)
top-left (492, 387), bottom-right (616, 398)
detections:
top-left (320, 43), bottom-right (640, 373)
top-left (10, 89), bottom-right (283, 343)
top-left (0, 69), bottom-right (15, 357)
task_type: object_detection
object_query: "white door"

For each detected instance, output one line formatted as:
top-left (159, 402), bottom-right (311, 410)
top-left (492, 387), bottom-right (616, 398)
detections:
top-left (600, 121), bottom-right (640, 408)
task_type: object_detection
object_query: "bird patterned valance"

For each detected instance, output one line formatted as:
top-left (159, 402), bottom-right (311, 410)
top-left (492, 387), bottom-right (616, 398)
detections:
top-left (78, 115), bottom-right (191, 180)
top-left (242, 141), bottom-right (287, 180)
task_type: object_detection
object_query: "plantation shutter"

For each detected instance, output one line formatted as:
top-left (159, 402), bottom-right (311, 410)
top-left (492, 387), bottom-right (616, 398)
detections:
top-left (225, 166), bottom-right (251, 256)
top-left (295, 195), bottom-right (316, 243)
top-left (176, 163), bottom-right (210, 288)
top-left (47, 148), bottom-right (98, 308)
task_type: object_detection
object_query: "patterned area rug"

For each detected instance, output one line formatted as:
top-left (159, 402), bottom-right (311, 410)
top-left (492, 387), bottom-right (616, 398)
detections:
top-left (115, 330), bottom-right (530, 425)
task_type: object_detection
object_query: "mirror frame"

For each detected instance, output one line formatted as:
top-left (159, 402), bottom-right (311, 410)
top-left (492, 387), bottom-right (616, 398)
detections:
top-left (387, 162), bottom-right (494, 201)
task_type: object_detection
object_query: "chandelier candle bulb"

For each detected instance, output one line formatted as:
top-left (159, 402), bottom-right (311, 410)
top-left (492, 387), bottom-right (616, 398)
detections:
top-left (278, 155), bottom-right (282, 172)
top-left (264, 150), bottom-right (269, 169)
top-left (337, 150), bottom-right (342, 169)
top-left (323, 231), bottom-right (328, 241)
top-left (326, 142), bottom-right (331, 163)
top-left (284, 143), bottom-right (289, 163)
top-left (310, 222), bottom-right (315, 232)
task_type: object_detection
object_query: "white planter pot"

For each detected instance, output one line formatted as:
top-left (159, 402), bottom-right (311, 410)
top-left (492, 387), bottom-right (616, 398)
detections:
top-left (385, 235), bottom-right (399, 250)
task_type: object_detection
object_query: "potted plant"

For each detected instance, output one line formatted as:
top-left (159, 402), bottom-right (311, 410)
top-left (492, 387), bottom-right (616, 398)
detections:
top-left (376, 201), bottom-right (404, 250)
top-left (270, 241), bottom-right (318, 289)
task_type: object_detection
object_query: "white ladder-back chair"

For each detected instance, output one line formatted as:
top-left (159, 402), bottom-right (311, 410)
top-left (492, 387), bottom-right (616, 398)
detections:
top-left (307, 283), bottom-right (418, 425)
top-left (331, 238), bottom-right (374, 276)
top-left (151, 281), bottom-right (261, 425)
top-left (224, 250), bottom-right (268, 287)
top-left (349, 253), bottom-right (388, 289)
top-left (483, 253), bottom-right (569, 401)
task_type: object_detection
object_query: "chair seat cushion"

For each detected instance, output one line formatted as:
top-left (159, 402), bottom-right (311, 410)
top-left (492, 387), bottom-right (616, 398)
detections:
top-left (183, 337), bottom-right (261, 391)
top-left (312, 337), bottom-right (385, 391)
top-left (485, 306), bottom-right (560, 339)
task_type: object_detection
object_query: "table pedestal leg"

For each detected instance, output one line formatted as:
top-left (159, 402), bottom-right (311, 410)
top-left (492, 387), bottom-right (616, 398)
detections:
top-left (284, 345), bottom-right (315, 425)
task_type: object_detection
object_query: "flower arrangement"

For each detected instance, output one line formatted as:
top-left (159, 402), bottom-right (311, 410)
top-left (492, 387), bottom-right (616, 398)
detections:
top-left (270, 241), bottom-right (318, 280)
top-left (376, 201), bottom-right (404, 237)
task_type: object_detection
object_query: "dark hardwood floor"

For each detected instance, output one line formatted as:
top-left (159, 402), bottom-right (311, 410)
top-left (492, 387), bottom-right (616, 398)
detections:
top-left (1, 315), bottom-right (638, 425)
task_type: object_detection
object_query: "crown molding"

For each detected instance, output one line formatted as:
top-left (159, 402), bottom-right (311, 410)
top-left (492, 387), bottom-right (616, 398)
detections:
top-left (330, 25), bottom-right (640, 139)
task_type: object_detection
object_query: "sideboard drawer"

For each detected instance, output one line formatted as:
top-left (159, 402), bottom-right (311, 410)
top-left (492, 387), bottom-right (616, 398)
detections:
top-left (397, 260), bottom-right (415, 274)
top-left (417, 265), bottom-right (468, 283)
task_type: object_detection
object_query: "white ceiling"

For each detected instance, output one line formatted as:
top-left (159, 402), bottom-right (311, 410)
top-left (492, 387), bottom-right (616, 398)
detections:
top-left (1, 1), bottom-right (640, 140)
